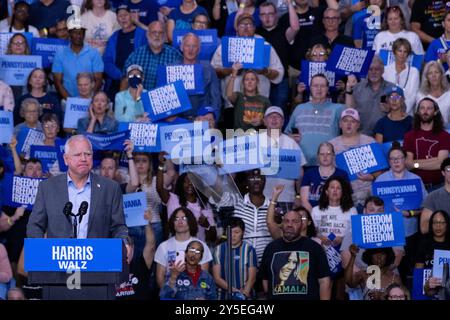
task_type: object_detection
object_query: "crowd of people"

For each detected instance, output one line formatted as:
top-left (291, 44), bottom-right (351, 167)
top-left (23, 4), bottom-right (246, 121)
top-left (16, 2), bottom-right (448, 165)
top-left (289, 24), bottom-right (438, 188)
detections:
top-left (0, 0), bottom-right (450, 301)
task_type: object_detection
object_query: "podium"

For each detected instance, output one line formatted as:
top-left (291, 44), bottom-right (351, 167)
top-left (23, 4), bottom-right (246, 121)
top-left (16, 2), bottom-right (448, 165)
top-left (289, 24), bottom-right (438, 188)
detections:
top-left (25, 238), bottom-right (129, 300)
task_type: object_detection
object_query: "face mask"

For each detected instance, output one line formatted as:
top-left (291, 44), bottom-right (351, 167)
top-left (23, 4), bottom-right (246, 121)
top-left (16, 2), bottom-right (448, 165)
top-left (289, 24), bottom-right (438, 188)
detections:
top-left (128, 74), bottom-right (142, 88)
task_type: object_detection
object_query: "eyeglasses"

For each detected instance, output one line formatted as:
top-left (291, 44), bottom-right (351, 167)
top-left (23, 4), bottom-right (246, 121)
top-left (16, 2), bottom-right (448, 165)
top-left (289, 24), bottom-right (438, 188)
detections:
top-left (248, 177), bottom-right (262, 182)
top-left (388, 295), bottom-right (406, 300)
top-left (175, 216), bottom-right (188, 222)
top-left (300, 217), bottom-right (308, 221)
top-left (311, 52), bottom-right (327, 57)
top-left (324, 17), bottom-right (340, 21)
top-left (260, 12), bottom-right (275, 17)
top-left (194, 20), bottom-right (208, 26)
top-left (187, 248), bottom-right (202, 255)
top-left (433, 221), bottom-right (447, 226)
top-left (12, 41), bottom-right (25, 45)
top-left (389, 156), bottom-right (405, 162)
top-left (238, 22), bottom-right (253, 28)
top-left (389, 95), bottom-right (402, 100)
top-left (444, 167), bottom-right (450, 172)
top-left (43, 123), bottom-right (58, 129)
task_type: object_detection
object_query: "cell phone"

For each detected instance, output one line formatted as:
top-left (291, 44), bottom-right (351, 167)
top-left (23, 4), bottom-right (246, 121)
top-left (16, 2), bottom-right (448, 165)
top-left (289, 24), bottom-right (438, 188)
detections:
top-left (291, 128), bottom-right (299, 134)
top-left (175, 251), bottom-right (185, 265)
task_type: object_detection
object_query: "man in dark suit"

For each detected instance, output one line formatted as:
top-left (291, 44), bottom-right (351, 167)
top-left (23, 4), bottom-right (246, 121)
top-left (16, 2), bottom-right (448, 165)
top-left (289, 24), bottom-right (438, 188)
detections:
top-left (27, 135), bottom-right (129, 245)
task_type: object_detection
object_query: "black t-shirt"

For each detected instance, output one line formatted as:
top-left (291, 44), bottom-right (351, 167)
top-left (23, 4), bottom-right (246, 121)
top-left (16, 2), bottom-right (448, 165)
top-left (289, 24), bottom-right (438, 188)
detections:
top-left (0, 206), bottom-right (30, 263)
top-left (410, 0), bottom-right (445, 40)
top-left (115, 256), bottom-right (151, 300)
top-left (259, 237), bottom-right (330, 300)
top-left (279, 7), bottom-right (325, 70)
top-left (256, 24), bottom-right (290, 76)
top-left (309, 34), bottom-right (355, 51)
top-left (116, 29), bottom-right (136, 73)
top-left (415, 237), bottom-right (450, 269)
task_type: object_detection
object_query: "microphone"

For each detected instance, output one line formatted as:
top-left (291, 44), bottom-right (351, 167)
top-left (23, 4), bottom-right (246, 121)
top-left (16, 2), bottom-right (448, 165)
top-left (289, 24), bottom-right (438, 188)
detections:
top-left (63, 202), bottom-right (73, 218)
top-left (78, 201), bottom-right (89, 223)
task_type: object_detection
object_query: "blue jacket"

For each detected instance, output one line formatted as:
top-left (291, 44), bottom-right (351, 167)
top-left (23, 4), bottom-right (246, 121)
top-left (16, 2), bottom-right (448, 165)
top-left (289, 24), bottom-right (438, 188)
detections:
top-left (160, 270), bottom-right (217, 300)
top-left (103, 27), bottom-right (147, 81)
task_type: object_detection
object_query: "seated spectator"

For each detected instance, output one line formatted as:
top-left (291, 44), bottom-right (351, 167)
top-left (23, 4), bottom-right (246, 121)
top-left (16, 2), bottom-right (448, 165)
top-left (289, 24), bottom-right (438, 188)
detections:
top-left (114, 64), bottom-right (146, 123)
top-left (39, 113), bottom-right (62, 147)
top-left (384, 283), bottom-right (410, 300)
top-left (419, 158), bottom-right (450, 234)
top-left (103, 4), bottom-right (147, 99)
top-left (16, 68), bottom-right (62, 126)
top-left (0, 1), bottom-right (39, 37)
top-left (416, 61), bottom-right (450, 126)
top-left (374, 86), bottom-right (412, 143)
top-left (424, 10), bottom-right (450, 70)
top-left (372, 6), bottom-right (423, 55)
top-left (13, 98), bottom-right (43, 136)
top-left (159, 240), bottom-right (217, 300)
top-left (80, 0), bottom-right (120, 55)
top-left (154, 207), bottom-right (213, 289)
top-left (54, 19), bottom-right (69, 40)
top-left (191, 12), bottom-right (211, 30)
top-left (77, 91), bottom-right (118, 134)
top-left (0, 80), bottom-right (14, 112)
top-left (7, 287), bottom-right (26, 300)
top-left (227, 65), bottom-right (271, 130)
top-left (195, 106), bottom-right (216, 129)
top-left (212, 217), bottom-right (257, 300)
top-left (166, 0), bottom-right (208, 42)
top-left (352, 0), bottom-right (385, 49)
top-left (382, 38), bottom-right (420, 114)
top-left (300, 142), bottom-right (349, 212)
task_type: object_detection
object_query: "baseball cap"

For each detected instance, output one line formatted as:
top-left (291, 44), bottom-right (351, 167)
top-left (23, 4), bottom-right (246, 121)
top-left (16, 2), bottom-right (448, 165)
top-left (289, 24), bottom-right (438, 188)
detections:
top-left (126, 64), bottom-right (143, 74)
top-left (197, 106), bottom-right (216, 119)
top-left (236, 13), bottom-right (254, 26)
top-left (340, 108), bottom-right (360, 121)
top-left (383, 86), bottom-right (404, 98)
top-left (67, 19), bottom-right (87, 31)
top-left (264, 106), bottom-right (284, 118)
top-left (116, 4), bottom-right (130, 12)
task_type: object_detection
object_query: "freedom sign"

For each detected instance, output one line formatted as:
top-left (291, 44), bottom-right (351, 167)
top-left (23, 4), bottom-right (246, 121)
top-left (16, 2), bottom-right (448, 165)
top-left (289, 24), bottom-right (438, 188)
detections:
top-left (0, 55), bottom-right (42, 85)
top-left (0, 110), bottom-right (13, 144)
top-left (123, 192), bottom-right (147, 227)
top-left (63, 97), bottom-right (91, 129)
top-left (300, 60), bottom-right (340, 90)
top-left (351, 212), bottom-right (405, 248)
top-left (85, 130), bottom-right (130, 151)
top-left (326, 45), bottom-right (374, 78)
top-left (172, 29), bottom-right (218, 61)
top-left (2, 174), bottom-right (45, 210)
top-left (156, 64), bottom-right (204, 95)
top-left (118, 122), bottom-right (162, 153)
top-left (221, 36), bottom-right (267, 69)
top-left (372, 179), bottom-right (424, 212)
top-left (24, 238), bottom-right (123, 272)
top-left (335, 143), bottom-right (388, 181)
top-left (29, 145), bottom-right (59, 173)
top-left (31, 38), bottom-right (69, 68)
top-left (16, 127), bottom-right (45, 158)
top-left (141, 81), bottom-right (192, 122)
top-left (412, 268), bottom-right (433, 300)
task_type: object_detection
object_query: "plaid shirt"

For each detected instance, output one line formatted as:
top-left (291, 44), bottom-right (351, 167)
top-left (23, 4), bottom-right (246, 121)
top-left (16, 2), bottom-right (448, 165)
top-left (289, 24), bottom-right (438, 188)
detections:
top-left (124, 44), bottom-right (182, 90)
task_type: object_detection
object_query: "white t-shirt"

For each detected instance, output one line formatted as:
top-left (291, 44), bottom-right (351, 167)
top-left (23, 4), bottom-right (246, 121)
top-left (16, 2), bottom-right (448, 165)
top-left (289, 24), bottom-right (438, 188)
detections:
top-left (81, 10), bottom-right (120, 55)
top-left (0, 23), bottom-right (40, 38)
top-left (154, 236), bottom-right (213, 268)
top-left (416, 91), bottom-right (450, 125)
top-left (311, 205), bottom-right (357, 239)
top-left (372, 30), bottom-right (424, 55)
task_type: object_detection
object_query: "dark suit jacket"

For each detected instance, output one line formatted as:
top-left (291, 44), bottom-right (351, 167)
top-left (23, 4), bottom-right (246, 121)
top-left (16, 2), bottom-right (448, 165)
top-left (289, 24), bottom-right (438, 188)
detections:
top-left (27, 173), bottom-right (128, 239)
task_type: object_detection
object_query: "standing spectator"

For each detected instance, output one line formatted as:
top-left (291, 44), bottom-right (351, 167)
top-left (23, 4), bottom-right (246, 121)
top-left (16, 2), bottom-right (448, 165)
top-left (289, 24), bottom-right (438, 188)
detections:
top-left (125, 0), bottom-right (159, 30)
top-left (212, 217), bottom-right (257, 299)
top-left (382, 38), bottom-right (420, 114)
top-left (28, 0), bottom-right (70, 38)
top-left (114, 65), bottom-right (146, 123)
top-left (259, 208), bottom-right (331, 300)
top-left (52, 23), bottom-right (104, 99)
top-left (103, 4), bottom-right (147, 100)
top-left (424, 10), bottom-right (450, 70)
top-left (374, 86), bottom-right (412, 143)
top-left (285, 74), bottom-right (345, 165)
top-left (416, 61), bottom-right (450, 126)
top-left (310, 8), bottom-right (354, 50)
top-left (166, 0), bottom-right (208, 42)
top-left (372, 6), bottom-right (423, 55)
top-left (352, 0), bottom-right (385, 49)
top-left (410, 0), bottom-right (445, 49)
top-left (345, 56), bottom-right (395, 135)
top-left (77, 91), bottom-right (118, 134)
top-left (404, 98), bottom-right (450, 192)
top-left (0, 1), bottom-right (39, 37)
top-left (124, 21), bottom-right (183, 90)
top-left (212, 0), bottom-right (238, 36)
top-left (80, 0), bottom-right (120, 55)
top-left (5, 33), bottom-right (31, 101)
top-left (419, 158), bottom-right (450, 234)
top-left (0, 80), bottom-right (15, 112)
top-left (300, 142), bottom-right (349, 212)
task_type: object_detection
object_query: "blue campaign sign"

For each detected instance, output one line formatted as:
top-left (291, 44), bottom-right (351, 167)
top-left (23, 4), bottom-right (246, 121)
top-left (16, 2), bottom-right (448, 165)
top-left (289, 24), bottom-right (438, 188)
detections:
top-left (85, 130), bottom-right (130, 151)
top-left (16, 127), bottom-right (45, 157)
top-left (118, 122), bottom-right (162, 153)
top-left (335, 143), bottom-right (388, 181)
top-left (379, 49), bottom-right (423, 71)
top-left (326, 45), bottom-right (374, 78)
top-left (172, 29), bottom-right (218, 61)
top-left (156, 0), bottom-right (181, 8)
top-left (156, 64), bottom-right (205, 95)
top-left (326, 245), bottom-right (343, 276)
top-left (63, 97), bottom-right (91, 129)
top-left (141, 81), bottom-right (192, 122)
top-left (55, 138), bottom-right (68, 172)
top-left (123, 192), bottom-right (147, 227)
top-left (372, 179), bottom-right (424, 212)
top-left (261, 148), bottom-right (303, 180)
top-left (31, 38), bottom-right (69, 68)
top-left (159, 121), bottom-right (208, 164)
top-left (221, 36), bottom-right (267, 69)
top-left (2, 174), bottom-right (45, 210)
top-left (412, 268), bottom-right (433, 300)
top-left (0, 55), bottom-right (42, 86)
top-left (24, 238), bottom-right (123, 272)
top-left (29, 145), bottom-right (59, 173)
top-left (0, 110), bottom-right (13, 144)
top-left (0, 32), bottom-right (33, 55)
top-left (432, 250), bottom-right (450, 279)
top-left (300, 60), bottom-right (341, 90)
top-left (351, 212), bottom-right (405, 249)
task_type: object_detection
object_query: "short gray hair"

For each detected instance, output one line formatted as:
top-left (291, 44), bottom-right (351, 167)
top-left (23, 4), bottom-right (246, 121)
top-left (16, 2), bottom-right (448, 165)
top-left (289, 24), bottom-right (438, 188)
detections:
top-left (19, 98), bottom-right (41, 118)
top-left (64, 134), bottom-right (93, 155)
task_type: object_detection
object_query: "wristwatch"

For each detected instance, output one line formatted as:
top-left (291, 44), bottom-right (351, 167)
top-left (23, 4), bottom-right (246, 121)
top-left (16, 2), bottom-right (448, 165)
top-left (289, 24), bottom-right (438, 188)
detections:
top-left (413, 162), bottom-right (419, 169)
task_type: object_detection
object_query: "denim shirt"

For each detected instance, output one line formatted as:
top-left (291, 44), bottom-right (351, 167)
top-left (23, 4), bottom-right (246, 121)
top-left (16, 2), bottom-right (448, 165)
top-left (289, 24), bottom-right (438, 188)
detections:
top-left (160, 270), bottom-right (217, 300)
